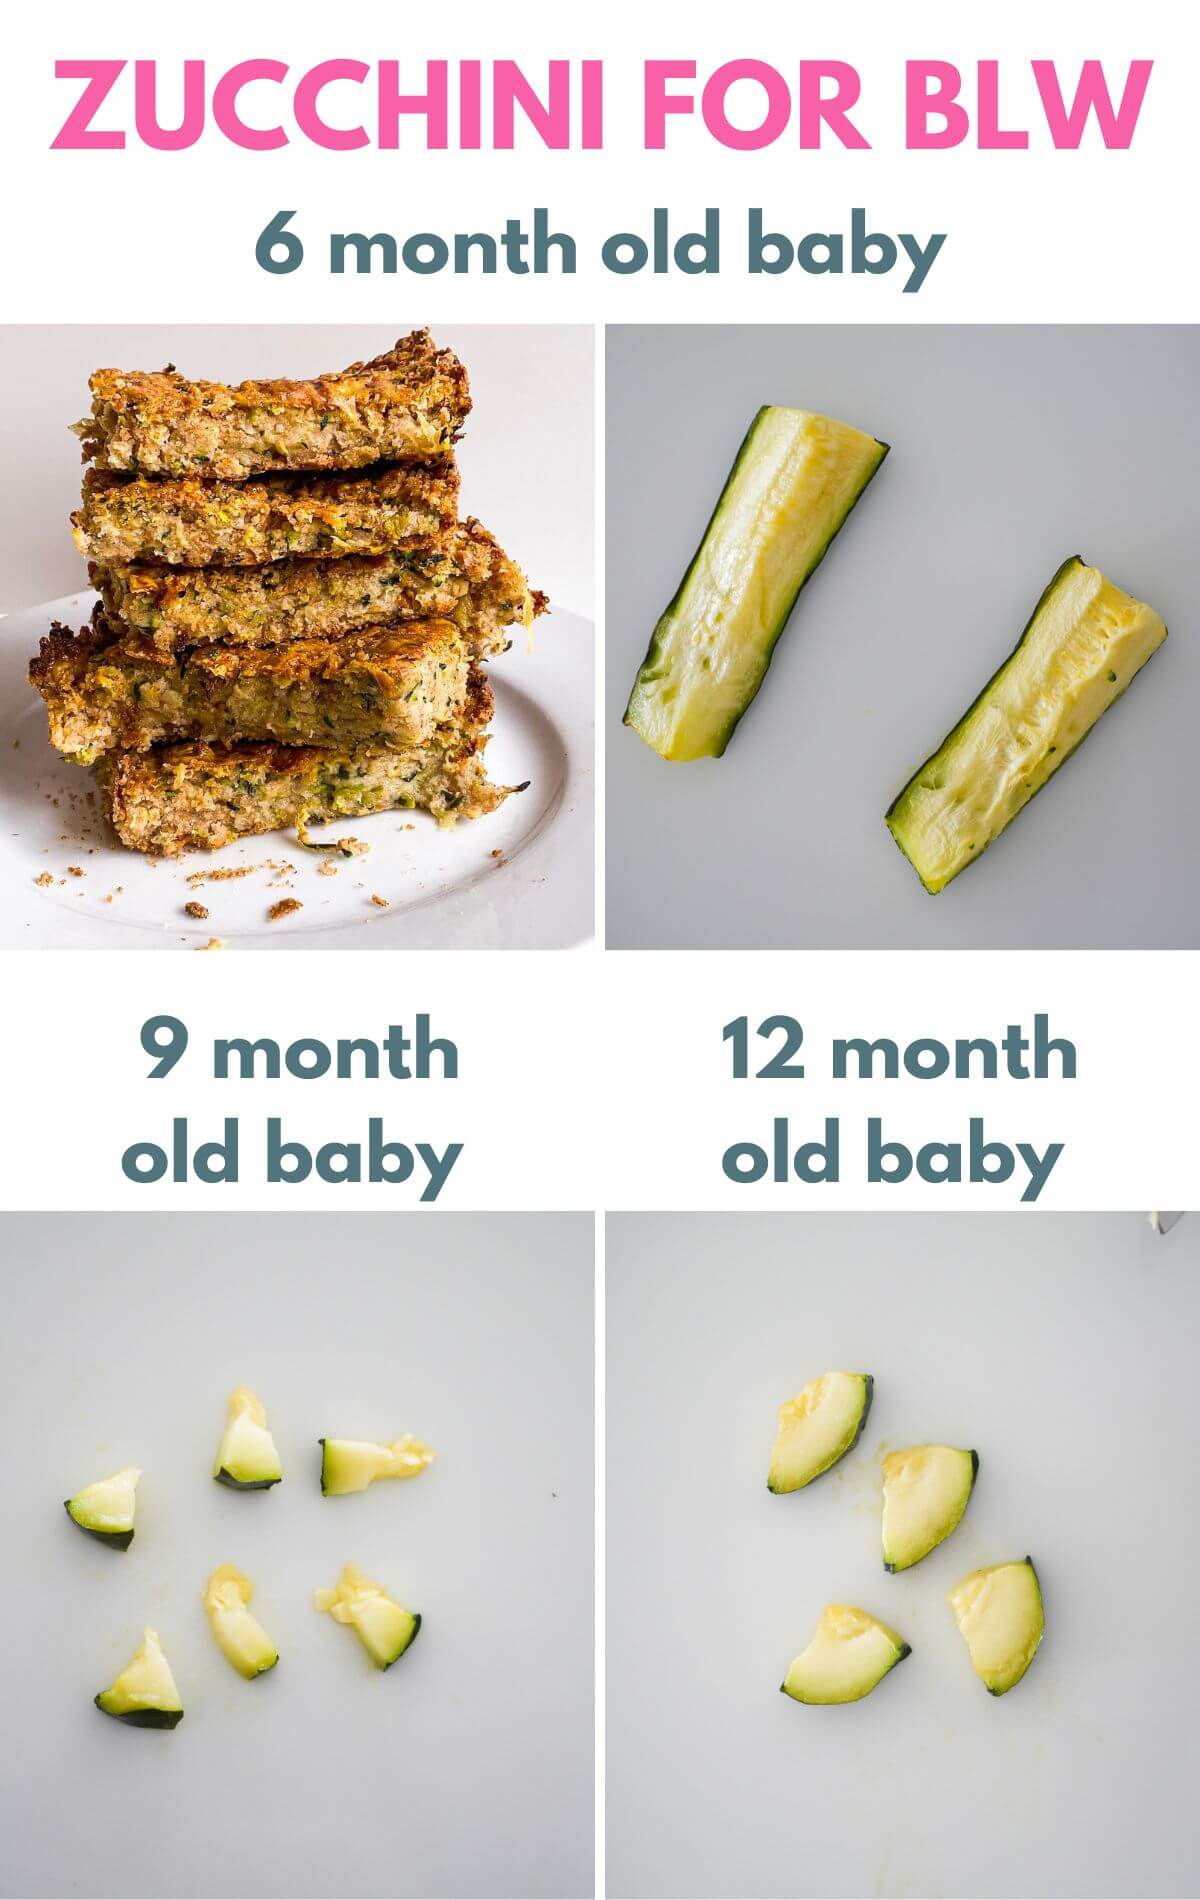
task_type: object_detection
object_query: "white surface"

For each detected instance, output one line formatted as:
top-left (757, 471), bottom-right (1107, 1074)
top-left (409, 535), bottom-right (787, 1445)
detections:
top-left (0, 1213), bottom-right (594, 1899)
top-left (3, 595), bottom-right (592, 949)
top-left (607, 1211), bottom-right (1200, 1899)
top-left (4, 5), bottom-right (1198, 324)
top-left (594, 949), bottom-right (1200, 1212)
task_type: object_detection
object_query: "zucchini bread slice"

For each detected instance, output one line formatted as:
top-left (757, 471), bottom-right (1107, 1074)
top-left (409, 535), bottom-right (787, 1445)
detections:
top-left (96, 679), bottom-right (516, 857)
top-left (31, 615), bottom-right (477, 762)
top-left (72, 459), bottom-right (459, 569)
top-left (90, 519), bottom-right (545, 658)
top-left (75, 330), bottom-right (470, 480)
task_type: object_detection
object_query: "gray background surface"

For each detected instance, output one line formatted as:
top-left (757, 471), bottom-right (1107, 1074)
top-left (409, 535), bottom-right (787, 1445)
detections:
top-left (0, 1214), bottom-right (594, 1900)
top-left (607, 1211), bottom-right (1199, 1899)
top-left (606, 327), bottom-right (1199, 948)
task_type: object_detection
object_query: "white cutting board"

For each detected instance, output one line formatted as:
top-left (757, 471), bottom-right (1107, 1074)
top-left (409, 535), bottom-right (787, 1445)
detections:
top-left (0, 1212), bottom-right (594, 1899)
top-left (607, 1211), bottom-right (1199, 1899)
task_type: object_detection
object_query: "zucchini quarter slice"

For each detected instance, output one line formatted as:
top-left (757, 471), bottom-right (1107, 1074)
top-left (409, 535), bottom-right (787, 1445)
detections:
top-left (213, 1387), bottom-right (282, 1490)
top-left (625, 406), bottom-right (888, 760)
top-left (203, 1564), bottom-right (279, 1678)
top-left (95, 1627), bottom-right (183, 1728)
top-left (881, 1445), bottom-right (977, 1571)
top-left (949, 1557), bottom-right (1044, 1695)
top-left (319, 1435), bottom-right (436, 1496)
top-left (887, 557), bottom-right (1166, 892)
top-left (781, 1604), bottom-right (910, 1705)
top-left (65, 1466), bottom-right (140, 1549)
top-left (768, 1371), bottom-right (873, 1493)
top-left (314, 1561), bottom-right (421, 1670)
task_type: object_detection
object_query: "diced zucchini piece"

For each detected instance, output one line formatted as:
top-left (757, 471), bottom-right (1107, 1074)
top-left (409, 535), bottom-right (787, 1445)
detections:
top-left (319, 1435), bottom-right (436, 1496)
top-left (768, 1371), bottom-right (873, 1493)
top-left (948, 1557), bottom-right (1044, 1695)
top-left (781, 1604), bottom-right (910, 1705)
top-left (95, 1627), bottom-right (183, 1728)
top-left (203, 1564), bottom-right (278, 1679)
top-left (625, 405), bottom-right (888, 760)
top-left (213, 1387), bottom-right (282, 1490)
top-left (314, 1561), bottom-right (421, 1670)
top-left (65, 1466), bottom-right (140, 1550)
top-left (887, 557), bottom-right (1166, 892)
top-left (881, 1445), bottom-right (977, 1571)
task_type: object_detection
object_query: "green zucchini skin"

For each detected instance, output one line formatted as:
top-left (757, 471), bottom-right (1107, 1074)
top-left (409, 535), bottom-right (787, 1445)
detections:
top-left (214, 1468), bottom-right (280, 1491)
top-left (382, 1612), bottom-right (422, 1669)
top-left (886, 556), bottom-right (1167, 892)
top-left (94, 1698), bottom-right (184, 1729)
top-left (63, 1501), bottom-right (134, 1550)
top-left (625, 407), bottom-right (888, 760)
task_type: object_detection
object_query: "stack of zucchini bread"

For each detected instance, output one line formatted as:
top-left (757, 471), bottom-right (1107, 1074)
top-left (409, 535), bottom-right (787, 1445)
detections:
top-left (30, 331), bottom-right (543, 855)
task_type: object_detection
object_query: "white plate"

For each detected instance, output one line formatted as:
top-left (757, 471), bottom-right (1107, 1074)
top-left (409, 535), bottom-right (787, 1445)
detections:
top-left (0, 594), bottom-right (593, 949)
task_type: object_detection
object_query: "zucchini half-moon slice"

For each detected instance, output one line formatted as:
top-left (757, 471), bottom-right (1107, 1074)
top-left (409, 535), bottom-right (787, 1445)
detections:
top-left (881, 1445), bottom-right (977, 1571)
top-left (948, 1557), bottom-right (1044, 1695)
top-left (625, 405), bottom-right (888, 760)
top-left (781, 1604), bottom-right (911, 1705)
top-left (767, 1371), bottom-right (873, 1494)
top-left (887, 557), bottom-right (1166, 892)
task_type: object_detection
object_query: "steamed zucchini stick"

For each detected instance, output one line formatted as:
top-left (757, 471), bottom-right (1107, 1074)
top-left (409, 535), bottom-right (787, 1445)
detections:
top-left (625, 406), bottom-right (888, 761)
top-left (887, 557), bottom-right (1166, 893)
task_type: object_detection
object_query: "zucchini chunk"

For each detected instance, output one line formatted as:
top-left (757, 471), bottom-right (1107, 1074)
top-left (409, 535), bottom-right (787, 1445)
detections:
top-left (887, 558), bottom-right (1166, 892)
top-left (781, 1604), bottom-right (910, 1706)
top-left (948, 1557), bottom-right (1044, 1695)
top-left (319, 1435), bottom-right (436, 1496)
top-left (203, 1564), bottom-right (278, 1679)
top-left (768, 1371), bottom-right (873, 1494)
top-left (314, 1561), bottom-right (421, 1670)
top-left (625, 406), bottom-right (888, 760)
top-left (213, 1387), bottom-right (282, 1490)
top-left (95, 1627), bottom-right (183, 1728)
top-left (881, 1445), bottom-right (978, 1572)
top-left (65, 1466), bottom-right (140, 1550)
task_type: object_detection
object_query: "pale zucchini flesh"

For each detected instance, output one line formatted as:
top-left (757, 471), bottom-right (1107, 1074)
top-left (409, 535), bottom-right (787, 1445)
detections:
top-left (319, 1435), bottom-right (436, 1496)
top-left (65, 1466), bottom-right (140, 1549)
top-left (203, 1564), bottom-right (279, 1678)
top-left (314, 1562), bottom-right (421, 1670)
top-left (949, 1557), bottom-right (1044, 1695)
top-left (768, 1371), bottom-right (873, 1493)
top-left (881, 1445), bottom-right (978, 1571)
top-left (213, 1387), bottom-right (283, 1490)
top-left (625, 406), bottom-right (888, 760)
top-left (887, 557), bottom-right (1166, 892)
top-left (781, 1604), bottom-right (911, 1705)
top-left (95, 1627), bottom-right (184, 1728)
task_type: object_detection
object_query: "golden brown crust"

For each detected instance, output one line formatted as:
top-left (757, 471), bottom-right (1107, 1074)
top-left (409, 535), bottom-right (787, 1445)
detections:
top-left (76, 330), bottom-right (471, 480)
top-left (72, 459), bottom-right (459, 568)
top-left (30, 613), bottom-right (480, 759)
top-left (90, 518), bottom-right (545, 657)
top-left (96, 718), bottom-right (511, 856)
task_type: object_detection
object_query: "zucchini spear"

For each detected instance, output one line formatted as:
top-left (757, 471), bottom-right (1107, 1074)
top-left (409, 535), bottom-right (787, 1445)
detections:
top-left (887, 557), bottom-right (1166, 892)
top-left (625, 406), bottom-right (887, 760)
